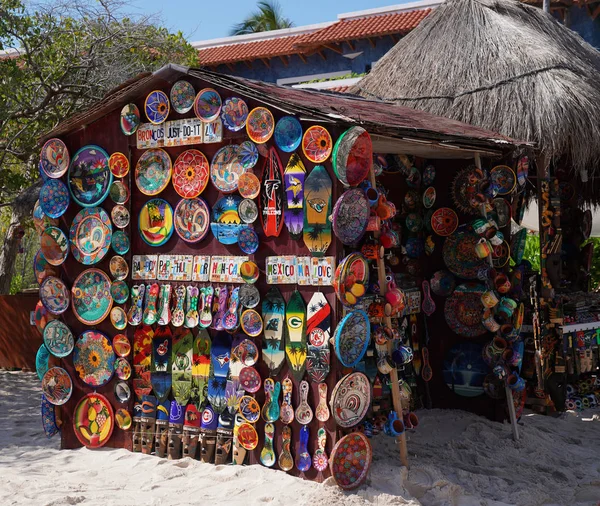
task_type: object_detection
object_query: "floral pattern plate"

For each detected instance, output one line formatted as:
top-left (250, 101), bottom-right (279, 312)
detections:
top-left (210, 145), bottom-right (245, 193)
top-left (40, 138), bottom-right (70, 179)
top-left (73, 392), bottom-right (114, 448)
top-left (40, 226), bottom-right (69, 266)
top-left (274, 116), bottom-right (302, 153)
top-left (108, 152), bottom-right (130, 178)
top-left (69, 207), bottom-right (112, 265)
top-left (40, 276), bottom-right (70, 315)
top-left (68, 145), bottom-right (112, 207)
top-left (330, 372), bottom-right (371, 429)
top-left (302, 125), bottom-right (332, 164)
top-left (110, 281), bottom-right (129, 304)
top-left (73, 330), bottom-right (115, 387)
top-left (42, 367), bottom-right (73, 406)
top-left (71, 268), bottom-right (112, 325)
top-left (139, 198), bottom-right (174, 246)
top-left (442, 230), bottom-right (487, 280)
top-left (173, 149), bottom-right (209, 198)
top-left (43, 320), bottom-right (74, 358)
top-left (221, 97), bottom-right (249, 132)
top-left (135, 148), bottom-right (172, 196)
top-left (194, 88), bottom-right (222, 122)
top-left (39, 179), bottom-right (70, 218)
top-left (170, 80), bottom-right (195, 114)
top-left (109, 255), bottom-right (129, 280)
top-left (145, 90), bottom-right (170, 124)
top-left (238, 141), bottom-right (259, 169)
top-left (238, 227), bottom-right (259, 254)
top-left (238, 172), bottom-right (260, 199)
top-left (120, 103), bottom-right (140, 135)
top-left (431, 207), bottom-right (459, 237)
top-left (111, 230), bottom-right (130, 255)
top-left (174, 197), bottom-right (210, 243)
top-left (246, 107), bottom-right (274, 144)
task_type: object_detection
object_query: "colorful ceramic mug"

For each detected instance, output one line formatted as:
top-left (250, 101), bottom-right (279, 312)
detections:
top-left (482, 309), bottom-right (501, 332)
top-left (474, 238), bottom-right (492, 259)
top-left (494, 273), bottom-right (511, 294)
top-left (366, 212), bottom-right (381, 232)
top-left (489, 231), bottom-right (504, 246)
top-left (481, 290), bottom-right (499, 308)
top-left (508, 372), bottom-right (525, 392)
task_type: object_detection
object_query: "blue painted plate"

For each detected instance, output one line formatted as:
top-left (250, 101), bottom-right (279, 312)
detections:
top-left (68, 145), bottom-right (112, 207)
top-left (145, 90), bottom-right (170, 125)
top-left (238, 227), bottom-right (259, 254)
top-left (39, 179), bottom-right (70, 219)
top-left (274, 116), bottom-right (302, 153)
top-left (112, 230), bottom-right (130, 255)
top-left (221, 97), bottom-right (249, 132)
top-left (334, 310), bottom-right (370, 367)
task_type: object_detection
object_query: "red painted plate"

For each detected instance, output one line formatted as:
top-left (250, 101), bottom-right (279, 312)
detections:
top-left (302, 125), bottom-right (332, 164)
top-left (109, 152), bottom-right (129, 178)
top-left (172, 149), bottom-right (209, 198)
top-left (73, 392), bottom-right (115, 448)
top-left (431, 207), bottom-right (458, 237)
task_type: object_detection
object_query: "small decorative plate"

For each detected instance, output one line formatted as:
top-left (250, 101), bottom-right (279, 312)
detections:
top-left (110, 281), bottom-right (129, 304)
top-left (238, 141), bottom-right (259, 169)
top-left (430, 270), bottom-right (456, 297)
top-left (139, 198), bottom-right (174, 247)
top-left (115, 408), bottom-right (132, 430)
top-left (332, 126), bottom-right (372, 187)
top-left (239, 367), bottom-right (261, 393)
top-left (210, 195), bottom-right (245, 245)
top-left (238, 396), bottom-right (261, 423)
top-left (423, 186), bottom-right (436, 208)
top-left (68, 145), bottom-right (112, 207)
top-left (73, 330), bottom-right (115, 386)
top-left (40, 138), bottom-right (70, 179)
top-left (330, 432), bottom-right (372, 490)
top-left (73, 392), bottom-right (114, 448)
top-left (71, 268), bottom-right (113, 325)
top-left (43, 320), bottom-right (74, 358)
top-left (221, 97), bottom-right (249, 131)
top-left (330, 372), bottom-right (371, 428)
top-left (237, 422), bottom-right (259, 450)
top-left (233, 339), bottom-right (259, 366)
top-left (40, 226), bottom-right (68, 266)
top-left (246, 107), bottom-right (274, 144)
top-left (33, 199), bottom-right (58, 235)
top-left (491, 165), bottom-right (516, 195)
top-left (173, 149), bottom-right (209, 198)
top-left (174, 197), bottom-right (210, 243)
top-left (491, 198), bottom-right (512, 228)
top-left (240, 261), bottom-right (259, 284)
top-left (431, 207), bottom-right (459, 237)
top-left (145, 90), bottom-right (170, 124)
top-left (108, 152), bottom-right (129, 178)
top-left (109, 180), bottom-right (130, 204)
top-left (34, 300), bottom-right (57, 335)
top-left (302, 125), bottom-right (332, 164)
top-left (111, 230), bottom-right (130, 255)
top-left (36, 344), bottom-right (50, 380)
top-left (109, 255), bottom-right (129, 280)
top-left (40, 276), bottom-right (70, 315)
top-left (194, 88), bottom-right (222, 122)
top-left (112, 334), bottom-right (131, 357)
top-left (33, 249), bottom-right (58, 285)
top-left (333, 253), bottom-right (369, 307)
top-left (274, 116), bottom-right (302, 153)
top-left (331, 188), bottom-right (369, 245)
top-left (69, 207), bottom-right (112, 265)
top-left (111, 205), bottom-right (130, 229)
top-left (406, 213), bottom-right (423, 233)
top-left (239, 198), bottom-right (259, 224)
top-left (238, 172), bottom-right (260, 199)
top-left (40, 179), bottom-right (70, 219)
top-left (423, 164), bottom-right (436, 186)
top-left (238, 227), bottom-right (259, 254)
top-left (42, 367), bottom-right (73, 406)
top-left (444, 283), bottom-right (487, 337)
top-left (120, 103), bottom-right (140, 135)
top-left (241, 309), bottom-right (263, 337)
top-left (114, 382), bottom-right (131, 403)
top-left (239, 284), bottom-right (260, 309)
top-left (334, 311), bottom-right (370, 368)
top-left (442, 230), bottom-right (487, 280)
top-left (211, 145), bottom-right (245, 193)
top-left (114, 357), bottom-right (131, 380)
top-left (135, 148), bottom-right (172, 196)
top-left (170, 80), bottom-right (195, 114)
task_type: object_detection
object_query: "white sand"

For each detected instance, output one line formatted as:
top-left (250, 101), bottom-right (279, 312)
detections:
top-left (0, 370), bottom-right (598, 506)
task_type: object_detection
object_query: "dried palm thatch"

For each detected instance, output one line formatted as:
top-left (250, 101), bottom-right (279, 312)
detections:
top-left (351, 0), bottom-right (600, 174)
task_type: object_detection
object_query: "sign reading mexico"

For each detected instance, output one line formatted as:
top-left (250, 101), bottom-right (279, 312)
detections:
top-left (266, 256), bottom-right (334, 285)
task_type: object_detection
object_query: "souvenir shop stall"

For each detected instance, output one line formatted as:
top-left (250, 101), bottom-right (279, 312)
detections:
top-left (32, 64), bottom-right (522, 488)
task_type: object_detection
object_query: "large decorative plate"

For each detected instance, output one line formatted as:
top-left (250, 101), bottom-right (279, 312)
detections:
top-left (109, 255), bottom-right (128, 280)
top-left (330, 432), bottom-right (372, 490)
top-left (73, 392), bottom-right (115, 448)
top-left (39, 179), bottom-right (70, 219)
top-left (73, 330), bottom-right (115, 387)
top-left (490, 165), bottom-right (516, 195)
top-left (334, 311), bottom-right (370, 367)
top-left (139, 198), bottom-right (174, 246)
top-left (41, 394), bottom-right (60, 438)
top-left (111, 230), bottom-right (130, 255)
top-left (239, 198), bottom-right (258, 224)
top-left (210, 145), bottom-right (245, 193)
top-left (42, 367), bottom-right (73, 406)
top-left (109, 180), bottom-right (130, 204)
top-left (333, 253), bottom-right (369, 307)
top-left (221, 97), bottom-right (249, 131)
top-left (331, 188), bottom-right (369, 245)
top-left (238, 172), bottom-right (260, 199)
top-left (69, 207), bottom-right (112, 265)
top-left (40, 138), bottom-right (70, 179)
top-left (40, 276), bottom-right (70, 315)
top-left (194, 88), bottom-right (222, 122)
top-left (210, 195), bottom-right (245, 245)
top-left (302, 125), bottom-right (332, 164)
top-left (431, 207), bottom-right (459, 237)
top-left (33, 249), bottom-right (58, 285)
top-left (173, 149), bottom-right (209, 198)
top-left (145, 90), bottom-right (170, 124)
top-left (444, 283), bottom-right (487, 337)
top-left (108, 152), bottom-right (129, 178)
top-left (135, 148), bottom-right (172, 196)
top-left (174, 197), bottom-right (210, 243)
top-left (332, 126), bottom-right (372, 187)
top-left (71, 268), bottom-right (112, 325)
top-left (274, 116), bottom-right (302, 153)
top-left (120, 103), bottom-right (140, 135)
top-left (238, 227), bottom-right (259, 254)
top-left (442, 230), bottom-right (487, 279)
top-left (246, 107), bottom-right (274, 144)
top-left (43, 320), bottom-right (74, 358)
top-left (170, 80), bottom-right (195, 114)
top-left (69, 145), bottom-right (112, 207)
top-left (36, 344), bottom-right (50, 380)
top-left (111, 205), bottom-right (130, 229)
top-left (451, 166), bottom-right (484, 215)
top-left (238, 141), bottom-right (259, 169)
top-left (443, 342), bottom-right (487, 397)
top-left (40, 226), bottom-right (68, 266)
top-left (33, 199), bottom-right (58, 234)
top-left (330, 372), bottom-right (371, 428)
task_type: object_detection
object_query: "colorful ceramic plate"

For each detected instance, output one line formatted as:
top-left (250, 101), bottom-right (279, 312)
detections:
top-left (302, 125), bottom-right (332, 164)
top-left (238, 172), bottom-right (260, 199)
top-left (39, 179), bottom-right (70, 219)
top-left (423, 186), bottom-right (436, 209)
top-left (431, 207), bottom-right (459, 237)
top-left (174, 197), bottom-right (210, 243)
top-left (334, 311), bottom-right (370, 368)
top-left (114, 357), bottom-right (131, 380)
top-left (71, 268), bottom-right (112, 325)
top-left (40, 226), bottom-right (68, 266)
top-left (112, 334), bottom-right (131, 357)
top-left (451, 166), bottom-right (485, 215)
top-left (139, 198), bottom-right (174, 246)
top-left (238, 141), bottom-right (259, 169)
top-left (274, 115), bottom-right (302, 153)
top-left (221, 97), bottom-right (249, 132)
top-left (73, 330), bottom-right (115, 386)
top-left (238, 396), bottom-right (261, 424)
top-left (492, 198), bottom-right (511, 228)
top-left (145, 90), bottom-right (170, 124)
top-left (109, 255), bottom-right (129, 280)
top-left (109, 152), bottom-right (129, 178)
top-left (194, 88), bottom-right (222, 122)
top-left (135, 148), bottom-right (172, 196)
top-left (239, 367), bottom-right (261, 393)
top-left (34, 300), bottom-right (57, 335)
top-left (406, 213), bottom-right (423, 233)
top-left (246, 107), bottom-right (274, 144)
top-left (331, 188), bottom-right (369, 245)
top-left (241, 309), bottom-right (263, 337)
top-left (110, 306), bottom-right (127, 330)
top-left (332, 126), bottom-right (372, 187)
top-left (110, 281), bottom-right (129, 304)
top-left (109, 180), bottom-right (130, 204)
top-left (442, 230), bottom-right (487, 280)
top-left (115, 408), bottom-right (132, 430)
top-left (237, 422), bottom-right (259, 450)
top-left (444, 283), bottom-right (487, 337)
top-left (210, 195), bottom-right (245, 245)
top-left (210, 145), bottom-right (245, 193)
top-left (111, 205), bottom-right (130, 229)
top-left (69, 207), bottom-right (112, 265)
top-left (40, 276), bottom-right (70, 315)
top-left (239, 284), bottom-right (260, 308)
top-left (43, 320), bottom-right (74, 358)
top-left (333, 253), bottom-right (369, 307)
top-left (69, 145), bottom-right (112, 207)
top-left (36, 344), bottom-right (51, 380)
top-left (330, 432), bottom-right (372, 490)
top-left (33, 249), bottom-right (58, 285)
top-left (330, 372), bottom-right (371, 428)
top-left (120, 103), bottom-right (140, 135)
top-left (423, 164), bottom-right (436, 186)
top-left (430, 270), bottom-right (456, 297)
top-left (443, 342), bottom-right (487, 397)
top-left (114, 382), bottom-right (131, 403)
top-left (40, 138), bottom-right (70, 179)
top-left (33, 199), bottom-right (58, 235)
top-left (240, 261), bottom-right (259, 284)
top-left (170, 80), bottom-right (195, 114)
top-left (42, 367), bottom-right (73, 406)
top-left (111, 230), bottom-right (130, 254)
top-left (239, 198), bottom-right (259, 224)
top-left (491, 165), bottom-right (516, 195)
top-left (173, 149), bottom-right (209, 198)
top-left (233, 339), bottom-right (259, 366)
top-left (238, 227), bottom-right (259, 254)
top-left (73, 392), bottom-right (114, 448)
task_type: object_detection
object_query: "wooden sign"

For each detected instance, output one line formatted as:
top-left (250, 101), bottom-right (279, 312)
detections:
top-left (132, 255), bottom-right (158, 280)
top-left (192, 255), bottom-right (211, 282)
top-left (157, 255), bottom-right (194, 281)
top-left (209, 256), bottom-right (248, 283)
top-left (136, 118), bottom-right (204, 149)
top-left (266, 256), bottom-right (297, 284)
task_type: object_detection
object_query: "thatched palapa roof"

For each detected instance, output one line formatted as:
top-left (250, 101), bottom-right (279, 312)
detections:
top-left (351, 0), bottom-right (600, 174)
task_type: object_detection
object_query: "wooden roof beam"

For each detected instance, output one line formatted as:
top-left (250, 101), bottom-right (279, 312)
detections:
top-left (346, 40), bottom-right (355, 51)
top-left (297, 53), bottom-right (307, 64)
top-left (389, 34), bottom-right (399, 44)
top-left (317, 50), bottom-right (326, 61)
top-left (367, 37), bottom-right (377, 49)
top-left (322, 43), bottom-right (342, 55)
top-left (261, 58), bottom-right (271, 68)
top-left (592, 3), bottom-right (600, 19)
top-left (225, 62), bottom-right (235, 72)
top-left (243, 60), bottom-right (253, 69)
top-left (279, 55), bottom-right (289, 66)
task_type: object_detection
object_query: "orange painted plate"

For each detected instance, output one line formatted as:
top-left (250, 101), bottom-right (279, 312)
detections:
top-left (109, 152), bottom-right (130, 178)
top-left (302, 125), bottom-right (332, 164)
top-left (73, 392), bottom-right (114, 448)
top-left (238, 172), bottom-right (260, 199)
top-left (246, 107), bottom-right (274, 144)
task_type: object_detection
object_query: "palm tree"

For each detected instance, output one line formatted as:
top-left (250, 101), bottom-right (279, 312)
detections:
top-left (230, 1), bottom-right (294, 36)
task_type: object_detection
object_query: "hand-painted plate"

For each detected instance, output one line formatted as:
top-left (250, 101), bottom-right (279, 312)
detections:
top-left (239, 367), bottom-right (261, 393)
top-left (73, 330), bottom-right (115, 387)
top-left (246, 107), bottom-right (274, 144)
top-left (114, 381), bottom-right (131, 404)
top-left (43, 320), bottom-right (74, 358)
top-left (240, 261), bottom-right (259, 284)
top-left (238, 396), bottom-right (261, 424)
top-left (111, 205), bottom-right (130, 229)
top-left (443, 342), bottom-right (487, 397)
top-left (71, 269), bottom-right (113, 325)
top-left (174, 197), bottom-right (210, 243)
top-left (120, 103), bottom-right (140, 135)
top-left (238, 172), bottom-right (260, 199)
top-left (333, 311), bottom-right (370, 368)
top-left (145, 90), bottom-right (170, 125)
top-left (237, 422), bottom-right (259, 450)
top-left (330, 372), bottom-right (371, 428)
top-left (114, 357), bottom-right (131, 380)
top-left (34, 300), bottom-right (57, 335)
top-left (442, 230), bottom-right (487, 279)
top-left (69, 207), bottom-right (112, 265)
top-left (239, 284), bottom-right (260, 308)
top-left (36, 344), bottom-right (51, 380)
top-left (112, 334), bottom-right (131, 357)
top-left (194, 88), bottom-right (222, 122)
top-left (221, 97), bottom-right (249, 132)
top-left (333, 253), bottom-right (369, 307)
top-left (431, 207), bottom-right (459, 237)
top-left (139, 198), bottom-right (174, 246)
top-left (69, 145), bottom-right (112, 207)
top-left (491, 165), bottom-right (516, 195)
top-left (233, 339), bottom-right (259, 366)
top-left (210, 145), bottom-right (245, 193)
top-left (40, 138), bottom-right (70, 179)
top-left (330, 432), bottom-right (372, 490)
top-left (40, 226), bottom-right (68, 266)
top-left (274, 116), bottom-right (302, 153)
top-left (40, 179), bottom-right (70, 218)
top-left (172, 149), bottom-right (209, 198)
top-left (109, 152), bottom-right (130, 178)
top-left (40, 276), bottom-right (70, 315)
top-left (423, 164), bottom-right (436, 186)
top-left (430, 270), bottom-right (456, 297)
top-left (73, 392), bottom-right (115, 448)
top-left (170, 80), bottom-right (195, 114)
top-left (41, 394), bottom-right (60, 438)
top-left (239, 198), bottom-right (258, 224)
top-left (135, 148), bottom-right (172, 196)
top-left (241, 309), bottom-right (263, 337)
top-left (33, 199), bottom-right (58, 235)
top-left (109, 180), bottom-right (130, 204)
top-left (238, 141), bottom-right (259, 169)
top-left (42, 367), bottom-right (73, 406)
top-left (491, 198), bottom-right (511, 228)
top-left (332, 126), bottom-right (372, 187)
top-left (444, 283), bottom-right (487, 337)
top-left (331, 188), bottom-right (369, 245)
top-left (238, 227), bottom-right (259, 254)
top-left (109, 255), bottom-right (129, 280)
top-left (210, 195), bottom-right (245, 245)
top-left (115, 408), bottom-right (132, 430)
top-left (110, 281), bottom-right (129, 304)
top-left (33, 249), bottom-right (58, 285)
top-left (423, 186), bottom-right (436, 208)
top-left (111, 230), bottom-right (130, 254)
top-left (302, 125), bottom-right (332, 164)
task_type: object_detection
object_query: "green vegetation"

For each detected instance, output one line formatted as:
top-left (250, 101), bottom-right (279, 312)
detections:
top-left (230, 1), bottom-right (293, 36)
